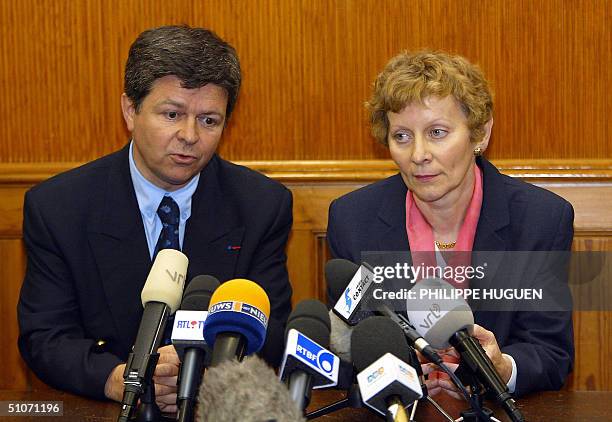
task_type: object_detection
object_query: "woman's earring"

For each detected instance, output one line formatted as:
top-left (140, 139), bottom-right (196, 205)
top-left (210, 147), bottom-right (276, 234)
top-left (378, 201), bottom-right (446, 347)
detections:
top-left (473, 146), bottom-right (483, 157)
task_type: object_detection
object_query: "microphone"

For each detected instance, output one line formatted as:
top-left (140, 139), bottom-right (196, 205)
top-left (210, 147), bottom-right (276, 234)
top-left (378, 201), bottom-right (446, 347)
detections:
top-left (406, 278), bottom-right (525, 422)
top-left (172, 275), bottom-right (220, 422)
top-left (118, 249), bottom-right (188, 422)
top-left (279, 299), bottom-right (340, 411)
top-left (329, 309), bottom-right (353, 362)
top-left (326, 259), bottom-right (442, 365)
top-left (202, 278), bottom-right (270, 367)
top-left (327, 259), bottom-right (376, 325)
top-left (351, 316), bottom-right (423, 421)
top-left (197, 355), bottom-right (305, 422)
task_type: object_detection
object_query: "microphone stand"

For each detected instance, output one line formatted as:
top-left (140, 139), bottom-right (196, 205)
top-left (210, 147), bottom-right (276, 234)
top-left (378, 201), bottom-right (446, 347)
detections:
top-left (454, 365), bottom-right (494, 422)
top-left (307, 355), bottom-right (507, 421)
top-left (409, 347), bottom-right (455, 422)
top-left (306, 346), bottom-right (457, 422)
top-left (135, 381), bottom-right (161, 422)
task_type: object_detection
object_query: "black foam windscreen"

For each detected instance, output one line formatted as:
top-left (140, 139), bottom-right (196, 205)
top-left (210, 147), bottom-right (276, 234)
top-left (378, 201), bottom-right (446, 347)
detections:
top-left (325, 258), bottom-right (359, 302)
top-left (286, 299), bottom-right (331, 347)
top-left (180, 275), bottom-right (220, 311)
top-left (351, 316), bottom-right (412, 372)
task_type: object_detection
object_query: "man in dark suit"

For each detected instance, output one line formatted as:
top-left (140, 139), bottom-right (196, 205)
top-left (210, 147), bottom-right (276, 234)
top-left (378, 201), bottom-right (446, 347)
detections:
top-left (17, 26), bottom-right (293, 412)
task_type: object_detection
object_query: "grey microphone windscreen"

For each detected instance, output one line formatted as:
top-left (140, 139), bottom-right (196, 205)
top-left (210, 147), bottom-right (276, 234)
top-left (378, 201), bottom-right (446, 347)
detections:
top-left (406, 278), bottom-right (474, 349)
top-left (197, 356), bottom-right (305, 422)
top-left (329, 309), bottom-right (352, 361)
top-left (180, 275), bottom-right (220, 311)
top-left (286, 299), bottom-right (331, 347)
top-left (351, 316), bottom-right (412, 372)
top-left (325, 259), bottom-right (360, 303)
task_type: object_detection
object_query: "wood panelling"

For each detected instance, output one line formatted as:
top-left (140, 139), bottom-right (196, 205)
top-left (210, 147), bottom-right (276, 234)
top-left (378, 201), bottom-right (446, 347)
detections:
top-left (0, 239), bottom-right (29, 390)
top-left (1, 161), bottom-right (611, 391)
top-left (568, 236), bottom-right (612, 391)
top-left (0, 1), bottom-right (610, 162)
top-left (1, 0), bottom-right (610, 395)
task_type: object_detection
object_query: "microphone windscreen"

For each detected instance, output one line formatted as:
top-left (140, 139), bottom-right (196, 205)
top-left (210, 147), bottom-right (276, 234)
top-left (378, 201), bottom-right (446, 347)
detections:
top-left (197, 356), bottom-right (305, 422)
top-left (203, 279), bottom-right (270, 355)
top-left (329, 309), bottom-right (352, 362)
top-left (286, 299), bottom-right (330, 347)
top-left (325, 259), bottom-right (359, 302)
top-left (406, 278), bottom-right (474, 349)
top-left (141, 249), bottom-right (188, 313)
top-left (180, 275), bottom-right (220, 311)
top-left (351, 316), bottom-right (412, 372)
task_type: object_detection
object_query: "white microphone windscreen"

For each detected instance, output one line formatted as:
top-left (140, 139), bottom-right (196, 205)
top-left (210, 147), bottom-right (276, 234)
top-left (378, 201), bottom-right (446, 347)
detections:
top-left (406, 278), bottom-right (474, 349)
top-left (141, 249), bottom-right (188, 313)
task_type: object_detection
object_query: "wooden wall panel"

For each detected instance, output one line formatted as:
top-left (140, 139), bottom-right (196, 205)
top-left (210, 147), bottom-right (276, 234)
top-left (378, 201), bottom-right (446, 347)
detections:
top-left (566, 236), bottom-right (612, 391)
top-left (0, 0), bottom-right (610, 163)
top-left (0, 239), bottom-right (29, 390)
top-left (2, 161), bottom-right (611, 392)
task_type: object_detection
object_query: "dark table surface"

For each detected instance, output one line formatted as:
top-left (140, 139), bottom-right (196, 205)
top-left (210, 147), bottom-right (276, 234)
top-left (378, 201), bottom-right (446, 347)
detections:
top-left (0, 388), bottom-right (611, 421)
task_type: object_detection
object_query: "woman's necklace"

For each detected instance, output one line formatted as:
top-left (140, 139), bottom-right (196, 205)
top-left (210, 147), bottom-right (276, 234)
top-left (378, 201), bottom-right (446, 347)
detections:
top-left (435, 240), bottom-right (456, 249)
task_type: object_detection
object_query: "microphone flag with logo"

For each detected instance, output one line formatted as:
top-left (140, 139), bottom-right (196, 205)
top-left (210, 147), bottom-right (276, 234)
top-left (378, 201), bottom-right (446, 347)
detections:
top-left (203, 279), bottom-right (270, 366)
top-left (280, 299), bottom-right (340, 411)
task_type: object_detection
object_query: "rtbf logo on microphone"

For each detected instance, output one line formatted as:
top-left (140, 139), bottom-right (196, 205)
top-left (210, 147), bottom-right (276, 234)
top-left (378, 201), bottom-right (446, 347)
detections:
top-left (280, 329), bottom-right (339, 389)
top-left (208, 301), bottom-right (269, 328)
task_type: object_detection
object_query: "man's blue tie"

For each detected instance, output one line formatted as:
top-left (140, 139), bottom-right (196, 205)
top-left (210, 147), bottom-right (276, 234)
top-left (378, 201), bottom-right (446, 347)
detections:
top-left (154, 195), bottom-right (180, 257)
top-left (154, 195), bottom-right (181, 346)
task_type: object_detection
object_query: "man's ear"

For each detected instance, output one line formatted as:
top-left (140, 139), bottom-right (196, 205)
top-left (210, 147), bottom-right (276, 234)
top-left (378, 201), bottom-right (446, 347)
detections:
top-left (479, 118), bottom-right (494, 152)
top-left (120, 93), bottom-right (136, 132)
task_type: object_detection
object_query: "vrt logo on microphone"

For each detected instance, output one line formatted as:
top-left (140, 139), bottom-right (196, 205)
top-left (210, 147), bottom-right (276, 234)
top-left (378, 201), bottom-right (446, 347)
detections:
top-left (165, 269), bottom-right (185, 285)
top-left (418, 303), bottom-right (442, 330)
top-left (295, 333), bottom-right (335, 375)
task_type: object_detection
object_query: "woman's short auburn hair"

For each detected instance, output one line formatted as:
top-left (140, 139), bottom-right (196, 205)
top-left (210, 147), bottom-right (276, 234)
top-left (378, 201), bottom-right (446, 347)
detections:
top-left (367, 51), bottom-right (493, 145)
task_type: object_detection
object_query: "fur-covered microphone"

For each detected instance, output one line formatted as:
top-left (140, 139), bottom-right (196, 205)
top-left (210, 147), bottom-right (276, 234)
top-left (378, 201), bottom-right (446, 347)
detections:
top-left (197, 356), bottom-right (305, 422)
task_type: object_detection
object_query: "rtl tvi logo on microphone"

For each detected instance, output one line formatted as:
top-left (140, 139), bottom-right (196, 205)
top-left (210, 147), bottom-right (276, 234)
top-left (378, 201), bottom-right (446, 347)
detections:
top-left (295, 333), bottom-right (335, 375)
top-left (175, 319), bottom-right (204, 329)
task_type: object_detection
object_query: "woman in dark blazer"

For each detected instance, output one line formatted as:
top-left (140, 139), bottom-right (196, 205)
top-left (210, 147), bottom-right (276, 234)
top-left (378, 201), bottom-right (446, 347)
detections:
top-left (327, 51), bottom-right (574, 398)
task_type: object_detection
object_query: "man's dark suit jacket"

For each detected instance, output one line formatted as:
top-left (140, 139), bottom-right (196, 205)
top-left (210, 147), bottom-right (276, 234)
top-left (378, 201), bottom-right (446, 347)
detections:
top-left (18, 145), bottom-right (293, 399)
top-left (327, 157), bottom-right (574, 397)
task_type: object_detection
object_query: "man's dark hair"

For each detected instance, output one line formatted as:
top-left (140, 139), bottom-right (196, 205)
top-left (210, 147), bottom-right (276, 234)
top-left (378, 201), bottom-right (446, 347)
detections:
top-left (124, 25), bottom-right (241, 119)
